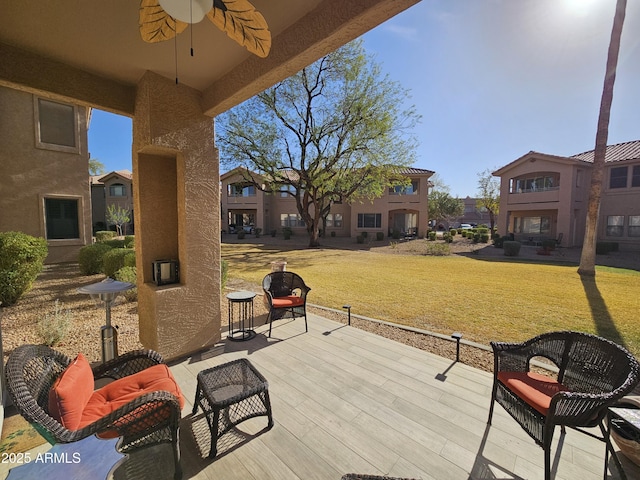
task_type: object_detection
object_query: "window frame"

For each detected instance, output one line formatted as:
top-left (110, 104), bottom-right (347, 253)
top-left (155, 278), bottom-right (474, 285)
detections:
top-left (631, 165), bottom-right (640, 188)
top-left (34, 96), bottom-right (80, 154)
top-left (357, 213), bottom-right (382, 229)
top-left (609, 166), bottom-right (628, 189)
top-left (109, 183), bottom-right (127, 197)
top-left (606, 215), bottom-right (625, 237)
top-left (628, 216), bottom-right (640, 237)
top-left (40, 195), bottom-right (85, 245)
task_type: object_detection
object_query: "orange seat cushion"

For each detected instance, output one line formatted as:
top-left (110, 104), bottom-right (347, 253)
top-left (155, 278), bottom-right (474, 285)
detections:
top-left (272, 295), bottom-right (304, 308)
top-left (498, 371), bottom-right (569, 415)
top-left (79, 364), bottom-right (185, 434)
top-left (48, 353), bottom-right (95, 430)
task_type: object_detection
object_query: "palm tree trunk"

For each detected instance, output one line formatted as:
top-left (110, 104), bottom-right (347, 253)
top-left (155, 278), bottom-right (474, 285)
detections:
top-left (578, 0), bottom-right (627, 277)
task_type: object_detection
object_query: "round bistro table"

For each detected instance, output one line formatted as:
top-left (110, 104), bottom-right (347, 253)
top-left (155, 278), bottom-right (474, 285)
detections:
top-left (226, 290), bottom-right (257, 341)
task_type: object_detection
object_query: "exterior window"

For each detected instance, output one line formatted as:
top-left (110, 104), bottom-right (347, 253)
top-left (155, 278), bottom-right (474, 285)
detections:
top-left (390, 180), bottom-right (419, 195)
top-left (281, 214), bottom-right (304, 227)
top-left (228, 183), bottom-right (255, 197)
top-left (357, 213), bottom-right (382, 229)
top-left (35, 98), bottom-right (78, 152)
top-left (45, 198), bottom-right (79, 239)
top-left (326, 213), bottom-right (343, 228)
top-left (280, 185), bottom-right (296, 197)
top-left (515, 216), bottom-right (551, 235)
top-left (511, 174), bottom-right (558, 193)
top-left (610, 167), bottom-right (628, 189)
top-left (629, 216), bottom-right (640, 237)
top-left (632, 166), bottom-right (640, 188)
top-left (109, 183), bottom-right (127, 197)
top-left (606, 215), bottom-right (624, 237)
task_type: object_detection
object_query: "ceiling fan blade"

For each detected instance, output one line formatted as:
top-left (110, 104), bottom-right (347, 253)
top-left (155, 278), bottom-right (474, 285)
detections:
top-left (139, 0), bottom-right (188, 43)
top-left (207, 0), bottom-right (271, 57)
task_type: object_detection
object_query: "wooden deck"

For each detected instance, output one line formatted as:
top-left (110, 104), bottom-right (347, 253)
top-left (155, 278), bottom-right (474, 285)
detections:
top-left (5, 312), bottom-right (640, 480)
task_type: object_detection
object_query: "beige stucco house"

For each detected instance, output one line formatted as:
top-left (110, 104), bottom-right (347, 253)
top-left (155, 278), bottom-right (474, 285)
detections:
top-left (221, 167), bottom-right (434, 238)
top-left (90, 170), bottom-right (134, 235)
top-left (0, 85), bottom-right (92, 264)
top-left (0, 0), bottom-right (421, 361)
top-left (493, 140), bottom-right (640, 251)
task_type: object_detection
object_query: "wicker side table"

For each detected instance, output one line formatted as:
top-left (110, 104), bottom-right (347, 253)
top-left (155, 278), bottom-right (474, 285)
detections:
top-left (192, 358), bottom-right (273, 458)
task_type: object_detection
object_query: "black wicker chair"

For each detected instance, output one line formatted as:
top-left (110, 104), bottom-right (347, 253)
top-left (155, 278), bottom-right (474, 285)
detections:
top-left (5, 344), bottom-right (183, 479)
top-left (487, 331), bottom-right (640, 480)
top-left (262, 271), bottom-right (310, 337)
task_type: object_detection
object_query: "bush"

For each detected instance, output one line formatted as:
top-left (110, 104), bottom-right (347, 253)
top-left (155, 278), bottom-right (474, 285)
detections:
top-left (361, 232), bottom-right (368, 238)
top-left (596, 242), bottom-right (619, 255)
top-left (221, 260), bottom-right (229, 290)
top-left (376, 232), bottom-right (384, 241)
top-left (493, 235), bottom-right (510, 248)
top-left (78, 243), bottom-right (113, 275)
top-left (124, 235), bottom-right (135, 248)
top-left (270, 229), bottom-right (277, 237)
top-left (443, 232), bottom-right (453, 243)
top-left (392, 229), bottom-right (401, 240)
top-left (428, 231), bottom-right (437, 241)
top-left (282, 227), bottom-right (292, 240)
top-left (123, 251), bottom-right (136, 268)
top-left (0, 231), bottom-right (48, 306)
top-left (449, 229), bottom-right (457, 237)
top-left (95, 231), bottom-right (116, 242)
top-left (103, 248), bottom-right (134, 278)
top-left (103, 239), bottom-right (126, 248)
top-left (237, 231), bottom-right (245, 239)
top-left (37, 299), bottom-right (71, 346)
top-left (479, 233), bottom-right (490, 243)
top-left (356, 235), bottom-right (365, 244)
top-left (254, 228), bottom-right (262, 238)
top-left (472, 232), bottom-right (481, 243)
top-left (424, 243), bottom-right (451, 256)
top-left (503, 241), bottom-right (521, 257)
top-left (114, 266), bottom-right (137, 302)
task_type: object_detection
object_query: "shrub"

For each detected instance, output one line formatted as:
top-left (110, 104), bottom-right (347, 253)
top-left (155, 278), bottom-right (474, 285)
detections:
top-left (392, 229), bottom-right (401, 240)
top-left (493, 235), bottom-right (510, 248)
top-left (221, 260), bottom-right (229, 290)
top-left (424, 243), bottom-right (451, 256)
top-left (114, 266), bottom-right (137, 302)
top-left (596, 242), bottom-right (619, 254)
top-left (428, 231), bottom-right (437, 241)
top-left (37, 299), bottom-right (71, 346)
top-left (503, 241), bottom-right (521, 257)
top-left (479, 233), bottom-right (490, 243)
top-left (124, 251), bottom-right (136, 268)
top-left (103, 239), bottom-right (126, 248)
top-left (356, 235), bottom-right (365, 244)
top-left (0, 231), bottom-right (48, 306)
top-left (282, 227), bottom-right (292, 240)
top-left (124, 235), bottom-right (135, 248)
top-left (237, 231), bottom-right (245, 239)
top-left (103, 248), bottom-right (134, 278)
top-left (270, 229), bottom-right (277, 237)
top-left (95, 230), bottom-right (116, 242)
top-left (78, 243), bottom-right (113, 275)
top-left (361, 232), bottom-right (368, 238)
top-left (443, 232), bottom-right (453, 243)
top-left (376, 232), bottom-right (384, 241)
top-left (254, 228), bottom-right (262, 238)
top-left (472, 232), bottom-right (481, 243)
top-left (449, 229), bottom-right (457, 237)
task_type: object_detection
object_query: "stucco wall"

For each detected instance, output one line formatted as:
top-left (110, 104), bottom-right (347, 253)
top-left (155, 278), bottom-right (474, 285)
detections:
top-left (0, 86), bottom-right (91, 263)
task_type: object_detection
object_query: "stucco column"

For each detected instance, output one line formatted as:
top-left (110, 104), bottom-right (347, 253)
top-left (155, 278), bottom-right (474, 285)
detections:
top-left (132, 71), bottom-right (221, 360)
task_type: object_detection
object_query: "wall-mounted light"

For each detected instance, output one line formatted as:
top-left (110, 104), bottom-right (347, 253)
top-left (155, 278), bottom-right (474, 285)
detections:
top-left (153, 260), bottom-right (180, 286)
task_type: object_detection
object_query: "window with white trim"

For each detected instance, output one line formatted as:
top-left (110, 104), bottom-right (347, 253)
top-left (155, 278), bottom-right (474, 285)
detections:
top-left (606, 215), bottom-right (624, 237)
top-left (281, 214), bottom-right (304, 227)
top-left (629, 216), bottom-right (640, 237)
top-left (326, 213), bottom-right (343, 228)
top-left (357, 213), bottom-right (382, 229)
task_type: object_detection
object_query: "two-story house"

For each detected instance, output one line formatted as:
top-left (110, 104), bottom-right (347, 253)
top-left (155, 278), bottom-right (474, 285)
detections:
top-left (0, 86), bottom-right (92, 263)
top-left (220, 167), bottom-right (434, 238)
top-left (493, 140), bottom-right (640, 251)
top-left (90, 170), bottom-right (134, 235)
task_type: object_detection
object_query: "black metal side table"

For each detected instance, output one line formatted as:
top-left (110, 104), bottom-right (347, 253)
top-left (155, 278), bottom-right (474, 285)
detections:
top-left (226, 291), bottom-right (256, 341)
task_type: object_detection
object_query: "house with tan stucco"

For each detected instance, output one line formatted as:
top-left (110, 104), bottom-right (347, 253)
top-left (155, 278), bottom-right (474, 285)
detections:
top-left (221, 166), bottom-right (434, 238)
top-left (90, 170), bottom-right (134, 235)
top-left (493, 140), bottom-right (640, 251)
top-left (0, 85), bottom-right (92, 263)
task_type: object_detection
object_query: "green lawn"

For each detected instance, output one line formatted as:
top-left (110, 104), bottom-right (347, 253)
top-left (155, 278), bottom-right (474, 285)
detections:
top-left (221, 242), bottom-right (640, 357)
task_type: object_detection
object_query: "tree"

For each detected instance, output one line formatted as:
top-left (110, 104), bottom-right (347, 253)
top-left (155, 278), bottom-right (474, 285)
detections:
top-left (217, 39), bottom-right (419, 247)
top-left (106, 204), bottom-right (131, 236)
top-left (578, 0), bottom-right (627, 277)
top-left (476, 168), bottom-right (500, 231)
top-left (427, 175), bottom-right (463, 228)
top-left (89, 158), bottom-right (106, 176)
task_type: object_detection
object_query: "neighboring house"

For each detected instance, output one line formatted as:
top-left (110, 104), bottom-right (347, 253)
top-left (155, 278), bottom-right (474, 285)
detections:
top-left (455, 197), bottom-right (491, 227)
top-left (0, 86), bottom-right (92, 263)
top-left (220, 167), bottom-right (434, 238)
top-left (493, 140), bottom-right (640, 251)
top-left (90, 170), bottom-right (134, 235)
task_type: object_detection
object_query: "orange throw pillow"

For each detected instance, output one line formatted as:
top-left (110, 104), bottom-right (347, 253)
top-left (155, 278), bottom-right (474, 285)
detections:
top-left (48, 353), bottom-right (95, 430)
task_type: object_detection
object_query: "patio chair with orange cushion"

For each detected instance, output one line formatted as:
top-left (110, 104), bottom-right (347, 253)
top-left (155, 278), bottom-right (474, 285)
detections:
top-left (487, 331), bottom-right (640, 480)
top-left (5, 344), bottom-right (184, 479)
top-left (262, 271), bottom-right (310, 337)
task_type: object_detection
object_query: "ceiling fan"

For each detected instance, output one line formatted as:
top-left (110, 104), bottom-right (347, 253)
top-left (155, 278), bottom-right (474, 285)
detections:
top-left (139, 0), bottom-right (271, 58)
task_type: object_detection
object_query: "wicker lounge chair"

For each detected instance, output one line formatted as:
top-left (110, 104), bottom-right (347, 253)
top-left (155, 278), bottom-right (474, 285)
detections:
top-left (487, 330), bottom-right (640, 480)
top-left (262, 271), bottom-right (310, 337)
top-left (5, 344), bottom-right (184, 479)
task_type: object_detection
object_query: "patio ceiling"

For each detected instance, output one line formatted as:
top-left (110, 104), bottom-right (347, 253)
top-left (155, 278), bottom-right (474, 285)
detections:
top-left (0, 0), bottom-right (420, 116)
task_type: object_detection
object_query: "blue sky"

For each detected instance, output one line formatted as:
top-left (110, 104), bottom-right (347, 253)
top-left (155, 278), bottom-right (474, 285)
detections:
top-left (88, 0), bottom-right (640, 197)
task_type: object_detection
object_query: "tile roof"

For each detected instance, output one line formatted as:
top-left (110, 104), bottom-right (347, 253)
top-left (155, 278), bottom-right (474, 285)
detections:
top-left (570, 140), bottom-right (640, 163)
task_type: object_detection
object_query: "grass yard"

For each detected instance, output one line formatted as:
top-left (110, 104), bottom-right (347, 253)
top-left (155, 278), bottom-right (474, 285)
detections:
top-left (222, 242), bottom-right (640, 357)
